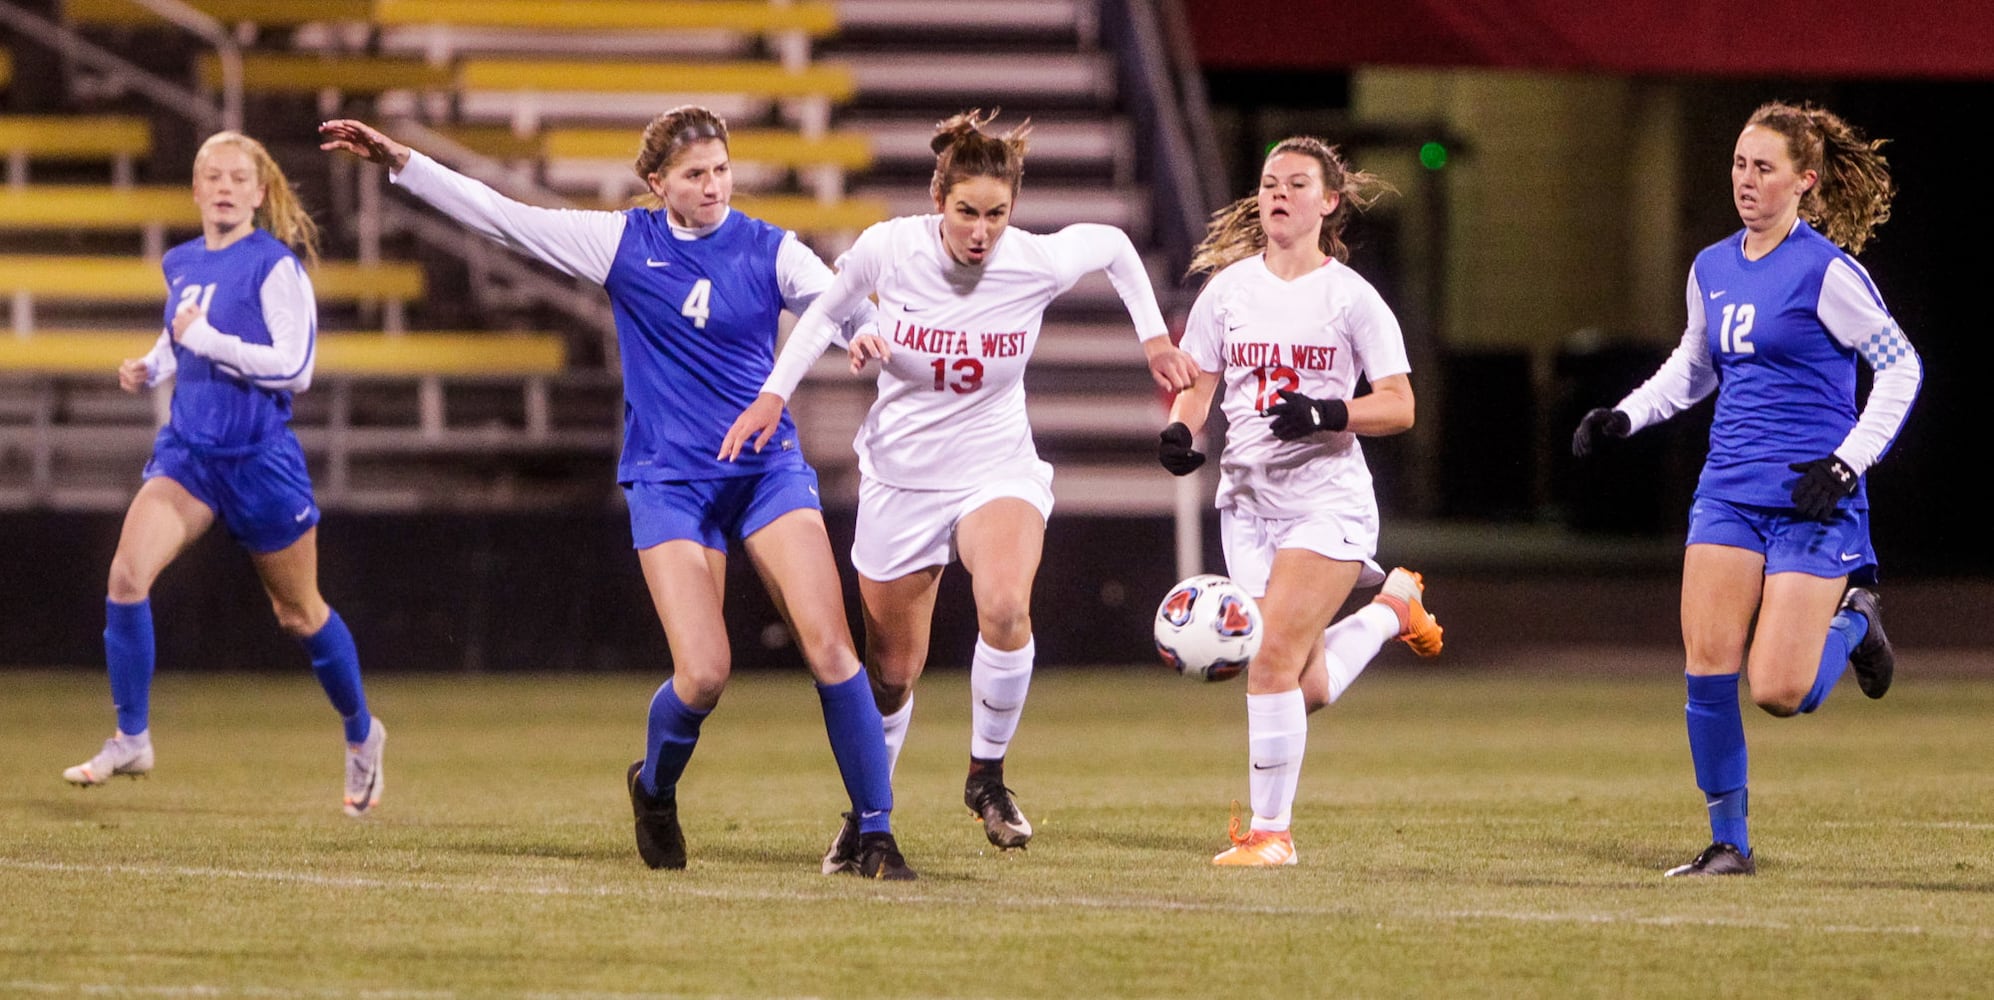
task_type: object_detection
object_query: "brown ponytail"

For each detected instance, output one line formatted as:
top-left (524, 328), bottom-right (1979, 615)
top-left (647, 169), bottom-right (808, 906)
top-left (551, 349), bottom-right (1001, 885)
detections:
top-left (929, 109), bottom-right (1031, 204)
top-left (1187, 136), bottom-right (1392, 278)
top-left (631, 105), bottom-right (731, 209)
top-left (1747, 101), bottom-right (1895, 254)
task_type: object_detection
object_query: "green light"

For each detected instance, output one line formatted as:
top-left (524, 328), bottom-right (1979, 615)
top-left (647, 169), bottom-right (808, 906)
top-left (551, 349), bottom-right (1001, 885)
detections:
top-left (1418, 141), bottom-right (1449, 170)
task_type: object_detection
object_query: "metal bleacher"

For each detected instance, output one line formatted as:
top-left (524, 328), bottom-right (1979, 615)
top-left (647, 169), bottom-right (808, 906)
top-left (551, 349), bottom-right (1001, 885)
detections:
top-left (4, 0), bottom-right (1197, 517)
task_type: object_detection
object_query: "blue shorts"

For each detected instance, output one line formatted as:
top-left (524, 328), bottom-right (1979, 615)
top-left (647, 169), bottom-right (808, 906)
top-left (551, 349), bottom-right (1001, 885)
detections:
top-left (1686, 495), bottom-right (1878, 583)
top-left (624, 466), bottom-right (822, 552)
top-left (144, 426), bottom-right (319, 554)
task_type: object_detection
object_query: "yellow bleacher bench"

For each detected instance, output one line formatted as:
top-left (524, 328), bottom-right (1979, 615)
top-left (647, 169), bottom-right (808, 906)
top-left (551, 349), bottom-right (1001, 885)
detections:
top-left (458, 59), bottom-right (855, 101)
top-left (0, 256), bottom-right (425, 303)
top-left (553, 128), bottom-right (871, 170)
top-left (196, 53), bottom-right (456, 95)
top-left (578, 195), bottom-right (887, 233)
top-left (65, 0), bottom-right (372, 28)
top-left (727, 195), bottom-right (888, 233)
top-left (372, 0), bottom-right (838, 37)
top-left (0, 186), bottom-right (198, 231)
top-left (0, 330), bottom-right (564, 376)
top-left (0, 116), bottom-right (151, 161)
top-left (440, 126), bottom-right (872, 171)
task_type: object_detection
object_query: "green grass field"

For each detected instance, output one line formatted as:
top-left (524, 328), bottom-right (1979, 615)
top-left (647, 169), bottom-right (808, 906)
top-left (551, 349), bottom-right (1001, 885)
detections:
top-left (3, 653), bottom-right (1991, 998)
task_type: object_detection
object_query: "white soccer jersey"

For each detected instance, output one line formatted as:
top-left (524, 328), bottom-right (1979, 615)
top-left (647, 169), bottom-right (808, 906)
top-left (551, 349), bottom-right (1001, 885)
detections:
top-left (1181, 254), bottom-right (1411, 519)
top-left (764, 215), bottom-right (1169, 489)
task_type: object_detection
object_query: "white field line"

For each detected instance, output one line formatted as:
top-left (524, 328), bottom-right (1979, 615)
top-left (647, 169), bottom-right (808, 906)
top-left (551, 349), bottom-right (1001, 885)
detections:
top-left (4, 857), bottom-right (1989, 941)
top-left (0, 983), bottom-right (743, 1000)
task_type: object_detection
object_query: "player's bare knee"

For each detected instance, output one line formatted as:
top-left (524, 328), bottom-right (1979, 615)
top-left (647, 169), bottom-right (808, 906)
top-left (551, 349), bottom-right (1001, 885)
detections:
top-left (1752, 686), bottom-right (1805, 717)
top-left (872, 676), bottom-right (914, 713)
top-left (974, 602), bottom-right (1032, 649)
top-left (105, 558), bottom-right (153, 604)
top-left (671, 665), bottom-right (730, 709)
top-left (269, 600), bottom-right (326, 639)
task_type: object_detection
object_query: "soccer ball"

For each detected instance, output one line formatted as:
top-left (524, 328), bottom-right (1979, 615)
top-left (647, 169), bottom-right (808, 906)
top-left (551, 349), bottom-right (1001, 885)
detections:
top-left (1152, 574), bottom-right (1262, 681)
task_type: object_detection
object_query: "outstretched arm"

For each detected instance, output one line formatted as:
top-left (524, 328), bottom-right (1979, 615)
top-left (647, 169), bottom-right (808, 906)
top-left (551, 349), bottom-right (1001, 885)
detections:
top-left (319, 118), bottom-right (624, 285)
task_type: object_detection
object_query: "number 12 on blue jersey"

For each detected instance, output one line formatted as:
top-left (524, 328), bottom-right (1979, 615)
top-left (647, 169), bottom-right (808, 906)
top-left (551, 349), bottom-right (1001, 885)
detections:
top-left (1718, 302), bottom-right (1756, 354)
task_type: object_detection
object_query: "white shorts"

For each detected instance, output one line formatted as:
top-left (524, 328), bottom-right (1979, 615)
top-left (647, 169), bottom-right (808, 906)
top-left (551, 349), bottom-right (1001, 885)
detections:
top-left (851, 461), bottom-right (1056, 581)
top-left (1219, 503), bottom-right (1386, 598)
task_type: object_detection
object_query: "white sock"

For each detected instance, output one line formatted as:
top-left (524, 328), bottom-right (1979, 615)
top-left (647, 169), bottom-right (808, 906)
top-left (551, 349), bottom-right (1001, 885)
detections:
top-left (969, 634), bottom-right (1034, 760)
top-left (880, 696), bottom-right (914, 778)
top-left (1320, 604), bottom-right (1400, 704)
top-left (1246, 689), bottom-right (1307, 832)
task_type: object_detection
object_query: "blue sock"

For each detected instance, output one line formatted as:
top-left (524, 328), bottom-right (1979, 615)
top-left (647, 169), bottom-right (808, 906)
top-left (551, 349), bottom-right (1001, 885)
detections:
top-left (639, 680), bottom-right (709, 796)
top-left (817, 671), bottom-right (894, 834)
top-left (104, 599), bottom-right (155, 735)
top-left (305, 610), bottom-right (372, 744)
top-left (1685, 673), bottom-right (1749, 855)
top-left (1799, 608), bottom-right (1868, 713)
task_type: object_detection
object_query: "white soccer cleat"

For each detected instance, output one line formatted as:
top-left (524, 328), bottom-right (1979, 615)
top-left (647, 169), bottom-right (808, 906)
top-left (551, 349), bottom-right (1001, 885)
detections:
top-left (343, 717), bottom-right (386, 817)
top-left (63, 732), bottom-right (154, 786)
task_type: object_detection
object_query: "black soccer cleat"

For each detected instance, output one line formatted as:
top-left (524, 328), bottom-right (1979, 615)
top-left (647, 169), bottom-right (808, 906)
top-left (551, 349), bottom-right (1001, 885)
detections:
top-left (1664, 841), bottom-right (1756, 877)
top-left (626, 760), bottom-right (687, 870)
top-left (821, 811), bottom-right (861, 875)
top-left (856, 830), bottom-right (918, 881)
top-left (964, 769), bottom-right (1033, 849)
top-left (1840, 587), bottom-right (1894, 699)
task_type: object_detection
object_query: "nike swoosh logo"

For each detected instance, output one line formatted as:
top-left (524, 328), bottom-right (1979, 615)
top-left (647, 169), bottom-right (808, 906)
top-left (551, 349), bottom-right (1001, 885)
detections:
top-left (1708, 290), bottom-right (1725, 300)
top-left (294, 508), bottom-right (312, 522)
top-left (1840, 553), bottom-right (1861, 562)
top-left (1251, 763), bottom-right (1279, 771)
top-left (645, 258), bottom-right (671, 268)
top-left (979, 699), bottom-right (1007, 711)
top-left (808, 485), bottom-right (819, 496)
top-left (859, 810), bottom-right (885, 820)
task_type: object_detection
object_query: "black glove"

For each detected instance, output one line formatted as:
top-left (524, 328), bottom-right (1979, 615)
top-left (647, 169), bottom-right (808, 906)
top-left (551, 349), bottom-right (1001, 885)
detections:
top-left (1788, 455), bottom-right (1858, 522)
top-left (1265, 389), bottom-right (1349, 441)
top-left (1570, 407), bottom-right (1631, 458)
top-left (1157, 422), bottom-right (1205, 476)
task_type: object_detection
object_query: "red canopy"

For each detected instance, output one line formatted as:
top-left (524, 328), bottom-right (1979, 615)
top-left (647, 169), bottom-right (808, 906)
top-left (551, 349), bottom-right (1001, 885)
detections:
top-left (1189, 1), bottom-right (1994, 80)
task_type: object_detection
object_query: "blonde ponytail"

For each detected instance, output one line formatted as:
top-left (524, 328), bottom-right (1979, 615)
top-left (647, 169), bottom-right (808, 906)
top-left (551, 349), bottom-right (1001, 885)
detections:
top-left (195, 131), bottom-right (320, 267)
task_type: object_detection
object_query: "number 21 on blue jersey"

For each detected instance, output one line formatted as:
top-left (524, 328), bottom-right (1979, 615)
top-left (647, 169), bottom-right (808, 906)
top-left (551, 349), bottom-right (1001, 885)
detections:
top-left (175, 283), bottom-right (216, 315)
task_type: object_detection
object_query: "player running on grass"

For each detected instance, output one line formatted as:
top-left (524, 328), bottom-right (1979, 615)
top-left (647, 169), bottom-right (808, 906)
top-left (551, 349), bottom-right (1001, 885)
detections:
top-left (63, 131), bottom-right (386, 816)
top-left (1157, 137), bottom-right (1443, 867)
top-left (1572, 101), bottom-right (1918, 876)
top-left (321, 109), bottom-right (916, 878)
top-left (723, 110), bottom-right (1199, 864)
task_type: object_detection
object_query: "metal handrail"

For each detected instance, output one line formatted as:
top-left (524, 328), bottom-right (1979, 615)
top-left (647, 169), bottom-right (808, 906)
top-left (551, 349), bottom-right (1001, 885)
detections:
top-left (0, 1), bottom-right (227, 134)
top-left (124, 0), bottom-right (243, 132)
top-left (1099, 0), bottom-right (1218, 294)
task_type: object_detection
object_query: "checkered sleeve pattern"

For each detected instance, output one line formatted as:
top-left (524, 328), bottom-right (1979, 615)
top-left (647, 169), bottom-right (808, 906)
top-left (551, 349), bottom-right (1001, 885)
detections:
top-left (1858, 326), bottom-right (1914, 371)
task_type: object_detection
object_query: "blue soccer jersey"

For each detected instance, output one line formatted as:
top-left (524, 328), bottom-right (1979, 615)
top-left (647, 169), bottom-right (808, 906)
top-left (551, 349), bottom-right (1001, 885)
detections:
top-left (1617, 219), bottom-right (1921, 512)
top-left (602, 209), bottom-right (803, 482)
top-left (151, 229), bottom-right (316, 449)
top-left (389, 150), bottom-right (868, 485)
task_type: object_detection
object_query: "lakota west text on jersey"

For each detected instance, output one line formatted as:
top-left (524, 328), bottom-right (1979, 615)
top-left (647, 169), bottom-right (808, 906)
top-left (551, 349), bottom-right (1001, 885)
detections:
top-left (888, 321), bottom-right (1027, 358)
top-left (1226, 341), bottom-right (1338, 370)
